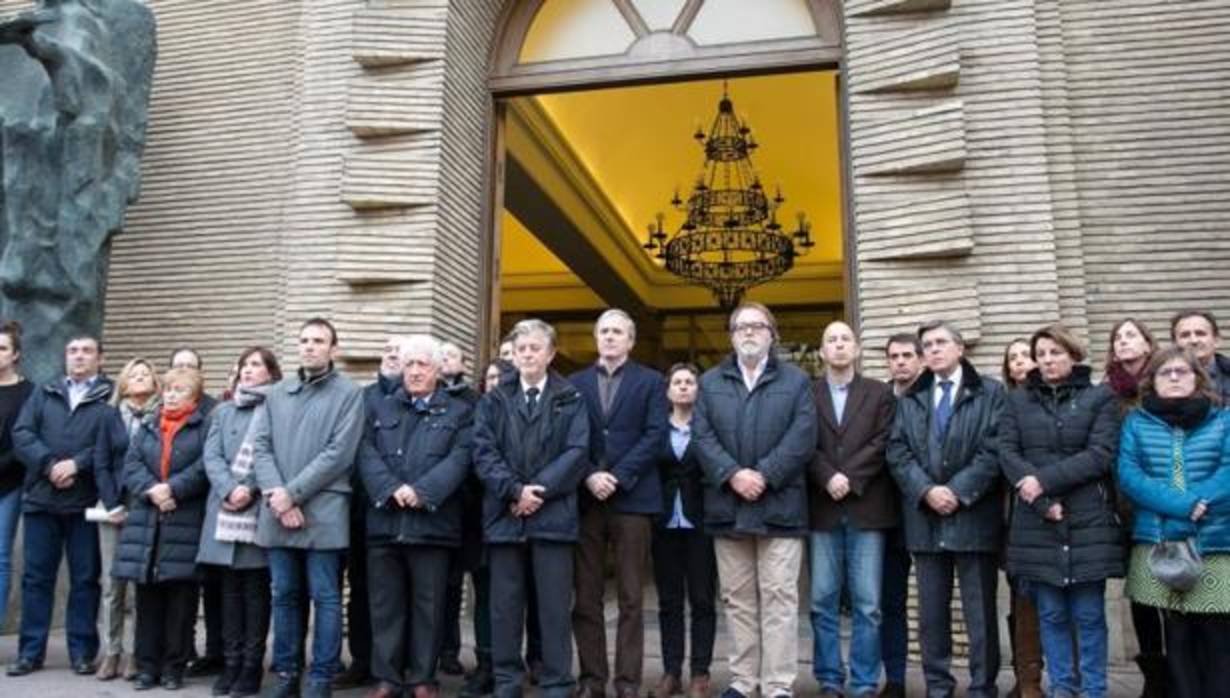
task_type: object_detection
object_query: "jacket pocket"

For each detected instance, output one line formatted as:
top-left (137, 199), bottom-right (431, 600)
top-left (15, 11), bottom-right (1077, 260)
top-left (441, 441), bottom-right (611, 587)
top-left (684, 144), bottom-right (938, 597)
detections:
top-left (703, 485), bottom-right (735, 525)
top-left (763, 480), bottom-right (805, 528)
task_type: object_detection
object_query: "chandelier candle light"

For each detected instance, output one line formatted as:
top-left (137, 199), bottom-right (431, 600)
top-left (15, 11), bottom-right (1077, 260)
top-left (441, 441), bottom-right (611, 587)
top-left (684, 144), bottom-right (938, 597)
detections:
top-left (644, 82), bottom-right (814, 308)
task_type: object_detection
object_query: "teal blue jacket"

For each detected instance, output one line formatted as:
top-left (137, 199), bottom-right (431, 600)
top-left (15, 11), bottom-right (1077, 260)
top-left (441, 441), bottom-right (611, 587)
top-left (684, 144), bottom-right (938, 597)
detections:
top-left (1116, 406), bottom-right (1230, 552)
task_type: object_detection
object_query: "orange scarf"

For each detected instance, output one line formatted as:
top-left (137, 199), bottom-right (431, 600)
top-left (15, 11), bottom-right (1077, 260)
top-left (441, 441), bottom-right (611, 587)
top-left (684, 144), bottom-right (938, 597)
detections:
top-left (158, 403), bottom-right (196, 481)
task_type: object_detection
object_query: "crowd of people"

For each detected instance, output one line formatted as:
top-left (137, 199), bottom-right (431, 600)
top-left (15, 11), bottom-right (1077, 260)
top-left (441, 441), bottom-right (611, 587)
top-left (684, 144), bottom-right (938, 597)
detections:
top-left (0, 304), bottom-right (1226, 698)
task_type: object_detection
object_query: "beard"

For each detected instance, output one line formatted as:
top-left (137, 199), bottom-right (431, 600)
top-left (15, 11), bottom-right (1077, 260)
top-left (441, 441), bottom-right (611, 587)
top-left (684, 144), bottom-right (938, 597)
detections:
top-left (735, 338), bottom-right (768, 362)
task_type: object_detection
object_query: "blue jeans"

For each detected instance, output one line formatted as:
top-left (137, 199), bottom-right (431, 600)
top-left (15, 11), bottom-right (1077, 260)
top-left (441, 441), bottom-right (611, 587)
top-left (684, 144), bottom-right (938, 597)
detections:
top-left (0, 488), bottom-right (22, 630)
top-left (809, 525), bottom-right (886, 695)
top-left (267, 548), bottom-right (343, 684)
top-left (18, 512), bottom-right (101, 664)
top-left (1033, 580), bottom-right (1107, 698)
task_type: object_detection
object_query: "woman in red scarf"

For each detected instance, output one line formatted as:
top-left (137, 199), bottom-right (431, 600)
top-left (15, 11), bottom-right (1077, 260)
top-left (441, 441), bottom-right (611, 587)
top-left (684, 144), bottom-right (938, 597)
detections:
top-left (111, 368), bottom-right (210, 691)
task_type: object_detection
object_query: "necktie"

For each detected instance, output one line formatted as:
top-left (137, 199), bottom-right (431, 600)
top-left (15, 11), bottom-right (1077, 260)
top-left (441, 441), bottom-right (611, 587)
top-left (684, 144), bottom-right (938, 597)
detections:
top-left (526, 386), bottom-right (540, 416)
top-left (934, 380), bottom-right (954, 439)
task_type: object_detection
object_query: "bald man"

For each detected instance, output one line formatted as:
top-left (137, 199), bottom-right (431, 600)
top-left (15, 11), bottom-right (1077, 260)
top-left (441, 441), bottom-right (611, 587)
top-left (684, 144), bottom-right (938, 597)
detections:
top-left (807, 322), bottom-right (897, 698)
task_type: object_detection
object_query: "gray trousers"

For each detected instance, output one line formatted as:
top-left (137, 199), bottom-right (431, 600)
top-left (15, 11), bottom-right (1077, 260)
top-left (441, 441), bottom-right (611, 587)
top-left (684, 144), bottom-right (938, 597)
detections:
top-left (914, 552), bottom-right (1000, 698)
top-left (98, 522), bottom-right (134, 656)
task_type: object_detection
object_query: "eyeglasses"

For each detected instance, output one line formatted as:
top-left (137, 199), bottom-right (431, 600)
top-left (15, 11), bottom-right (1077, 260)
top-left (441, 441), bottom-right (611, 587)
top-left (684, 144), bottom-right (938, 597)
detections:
top-left (732, 321), bottom-right (771, 334)
top-left (1157, 366), bottom-right (1194, 380)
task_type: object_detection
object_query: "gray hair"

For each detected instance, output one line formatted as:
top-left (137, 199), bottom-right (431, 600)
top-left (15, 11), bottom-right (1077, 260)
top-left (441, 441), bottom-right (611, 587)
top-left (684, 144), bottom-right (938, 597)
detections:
top-left (398, 334), bottom-right (444, 366)
top-left (917, 319), bottom-right (965, 347)
top-left (595, 308), bottom-right (636, 342)
top-left (508, 318), bottom-right (557, 350)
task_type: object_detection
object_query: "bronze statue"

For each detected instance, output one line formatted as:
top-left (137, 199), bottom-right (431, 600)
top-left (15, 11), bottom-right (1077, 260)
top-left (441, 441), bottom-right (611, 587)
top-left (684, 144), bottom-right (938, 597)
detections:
top-left (0, 0), bottom-right (156, 383)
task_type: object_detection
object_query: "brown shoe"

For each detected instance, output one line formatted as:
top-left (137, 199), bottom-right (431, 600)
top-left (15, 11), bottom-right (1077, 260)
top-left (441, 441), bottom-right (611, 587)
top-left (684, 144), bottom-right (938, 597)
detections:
top-left (413, 684), bottom-right (440, 698)
top-left (365, 683), bottom-right (401, 698)
top-left (95, 653), bottom-right (121, 681)
top-left (687, 674), bottom-right (711, 698)
top-left (654, 675), bottom-right (682, 697)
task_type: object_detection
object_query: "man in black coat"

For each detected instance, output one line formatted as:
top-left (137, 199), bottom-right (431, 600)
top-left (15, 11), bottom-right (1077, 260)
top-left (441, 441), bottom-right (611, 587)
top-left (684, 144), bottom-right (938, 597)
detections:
top-left (569, 309), bottom-right (666, 698)
top-left (888, 320), bottom-right (1004, 698)
top-left (1170, 309), bottom-right (1230, 403)
top-left (357, 335), bottom-right (473, 698)
top-left (692, 302), bottom-right (816, 698)
top-left (8, 335), bottom-right (118, 677)
top-left (474, 318), bottom-right (589, 698)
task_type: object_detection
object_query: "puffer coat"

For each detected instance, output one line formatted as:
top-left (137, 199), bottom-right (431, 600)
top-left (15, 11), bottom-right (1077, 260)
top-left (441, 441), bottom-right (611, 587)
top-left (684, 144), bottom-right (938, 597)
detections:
top-left (1118, 405), bottom-right (1230, 552)
top-left (1000, 366), bottom-right (1124, 586)
top-left (112, 405), bottom-right (210, 583)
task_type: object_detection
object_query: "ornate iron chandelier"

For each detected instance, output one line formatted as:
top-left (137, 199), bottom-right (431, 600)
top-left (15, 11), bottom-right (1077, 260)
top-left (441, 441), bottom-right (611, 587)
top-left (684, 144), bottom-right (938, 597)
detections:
top-left (644, 83), bottom-right (814, 308)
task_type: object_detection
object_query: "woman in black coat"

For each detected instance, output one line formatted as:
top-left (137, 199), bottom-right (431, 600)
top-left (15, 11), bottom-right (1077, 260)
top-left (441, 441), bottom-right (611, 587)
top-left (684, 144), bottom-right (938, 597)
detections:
top-left (1000, 324), bottom-right (1123, 698)
top-left (112, 367), bottom-right (210, 690)
top-left (649, 363), bottom-right (716, 698)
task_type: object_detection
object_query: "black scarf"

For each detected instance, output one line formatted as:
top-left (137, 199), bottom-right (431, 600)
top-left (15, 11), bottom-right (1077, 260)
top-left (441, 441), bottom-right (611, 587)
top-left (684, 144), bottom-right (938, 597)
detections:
top-left (1142, 394), bottom-right (1212, 430)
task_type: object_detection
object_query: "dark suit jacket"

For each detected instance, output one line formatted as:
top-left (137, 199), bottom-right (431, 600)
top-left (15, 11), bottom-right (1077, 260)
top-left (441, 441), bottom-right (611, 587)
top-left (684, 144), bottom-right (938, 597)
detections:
top-left (808, 373), bottom-right (899, 531)
top-left (570, 360), bottom-right (667, 515)
top-left (655, 422), bottom-right (705, 530)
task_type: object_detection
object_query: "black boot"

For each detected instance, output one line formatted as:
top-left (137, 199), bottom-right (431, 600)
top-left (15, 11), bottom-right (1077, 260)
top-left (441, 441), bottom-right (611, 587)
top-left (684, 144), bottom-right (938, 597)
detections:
top-left (213, 663), bottom-right (241, 696)
top-left (1136, 654), bottom-right (1167, 698)
top-left (459, 657), bottom-right (494, 698)
top-left (230, 664), bottom-right (264, 698)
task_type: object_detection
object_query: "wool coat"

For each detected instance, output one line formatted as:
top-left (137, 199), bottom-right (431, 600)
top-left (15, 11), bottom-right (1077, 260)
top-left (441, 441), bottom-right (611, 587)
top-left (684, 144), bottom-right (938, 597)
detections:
top-left (888, 359), bottom-right (1005, 553)
top-left (111, 405), bottom-right (210, 583)
top-left (1000, 366), bottom-right (1125, 586)
top-left (196, 400), bottom-right (268, 569)
top-left (252, 367), bottom-right (364, 550)
top-left (692, 353), bottom-right (817, 538)
top-left (808, 374), bottom-right (899, 531)
top-left (473, 370), bottom-right (590, 544)
top-left (569, 359), bottom-right (668, 515)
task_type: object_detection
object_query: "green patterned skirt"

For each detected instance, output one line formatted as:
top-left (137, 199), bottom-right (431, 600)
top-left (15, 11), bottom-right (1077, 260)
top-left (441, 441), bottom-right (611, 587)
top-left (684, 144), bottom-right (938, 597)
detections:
top-left (1126, 544), bottom-right (1230, 613)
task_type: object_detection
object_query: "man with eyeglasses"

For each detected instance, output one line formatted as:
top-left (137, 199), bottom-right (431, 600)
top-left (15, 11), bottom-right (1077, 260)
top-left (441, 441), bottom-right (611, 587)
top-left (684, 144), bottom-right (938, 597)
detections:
top-left (1170, 309), bottom-right (1230, 403)
top-left (692, 302), bottom-right (817, 698)
top-left (887, 320), bottom-right (1004, 698)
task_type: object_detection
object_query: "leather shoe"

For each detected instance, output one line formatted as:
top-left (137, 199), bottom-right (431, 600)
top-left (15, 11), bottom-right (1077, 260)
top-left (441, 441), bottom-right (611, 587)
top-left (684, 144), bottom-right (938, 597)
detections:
top-left (96, 653), bottom-right (121, 680)
top-left (616, 686), bottom-right (640, 698)
top-left (5, 658), bottom-right (41, 677)
top-left (332, 664), bottom-right (372, 689)
top-left (687, 674), bottom-right (710, 698)
top-left (71, 658), bottom-right (98, 675)
top-left (187, 655), bottom-right (225, 677)
top-left (576, 683), bottom-right (607, 698)
top-left (162, 673), bottom-right (185, 690)
top-left (439, 654), bottom-right (465, 675)
top-left (877, 683), bottom-right (904, 698)
top-left (653, 674), bottom-right (682, 697)
top-left (413, 685), bottom-right (440, 698)
top-left (133, 673), bottom-right (159, 690)
top-left (365, 683), bottom-right (400, 698)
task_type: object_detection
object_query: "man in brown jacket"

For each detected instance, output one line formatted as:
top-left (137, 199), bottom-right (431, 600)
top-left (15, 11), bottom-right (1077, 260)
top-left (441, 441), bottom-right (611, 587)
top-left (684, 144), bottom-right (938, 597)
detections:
top-left (807, 321), bottom-right (897, 698)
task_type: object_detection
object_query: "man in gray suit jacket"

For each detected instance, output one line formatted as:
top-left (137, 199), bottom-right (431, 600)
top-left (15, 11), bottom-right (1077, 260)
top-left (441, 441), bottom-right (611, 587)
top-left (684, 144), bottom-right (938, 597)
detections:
top-left (253, 318), bottom-right (364, 698)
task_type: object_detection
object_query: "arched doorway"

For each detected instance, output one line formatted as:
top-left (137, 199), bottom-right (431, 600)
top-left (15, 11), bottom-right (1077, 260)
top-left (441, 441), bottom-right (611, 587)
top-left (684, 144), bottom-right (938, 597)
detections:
top-left (480, 0), bottom-right (852, 371)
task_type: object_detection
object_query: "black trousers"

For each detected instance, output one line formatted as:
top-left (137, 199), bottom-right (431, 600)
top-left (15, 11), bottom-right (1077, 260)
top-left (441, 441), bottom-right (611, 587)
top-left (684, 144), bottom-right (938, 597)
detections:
top-left (220, 567), bottom-right (271, 670)
top-left (135, 580), bottom-right (198, 678)
top-left (914, 552), bottom-right (1001, 698)
top-left (1131, 601), bottom-right (1165, 655)
top-left (344, 507), bottom-right (372, 674)
top-left (189, 565), bottom-right (224, 660)
top-left (489, 541), bottom-right (574, 698)
top-left (1164, 611), bottom-right (1230, 698)
top-left (651, 528), bottom-right (717, 678)
top-left (367, 544), bottom-right (451, 689)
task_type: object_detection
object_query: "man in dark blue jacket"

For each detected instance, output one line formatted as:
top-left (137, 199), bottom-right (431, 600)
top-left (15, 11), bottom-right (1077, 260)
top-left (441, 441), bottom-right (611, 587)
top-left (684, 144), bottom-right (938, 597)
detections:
top-left (7, 335), bottom-right (119, 677)
top-left (569, 309), bottom-right (666, 698)
top-left (474, 318), bottom-right (589, 698)
top-left (357, 335), bottom-right (473, 698)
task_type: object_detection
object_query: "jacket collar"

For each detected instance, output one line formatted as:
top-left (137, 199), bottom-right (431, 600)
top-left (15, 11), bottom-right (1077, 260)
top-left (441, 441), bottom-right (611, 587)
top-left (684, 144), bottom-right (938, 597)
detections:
top-left (1023, 364), bottom-right (1093, 396)
top-left (816, 372), bottom-right (867, 431)
top-left (497, 368), bottom-right (578, 403)
top-left (289, 364), bottom-right (336, 394)
top-left (907, 357), bottom-right (985, 401)
top-left (718, 351), bottom-right (781, 388)
top-left (44, 374), bottom-right (115, 405)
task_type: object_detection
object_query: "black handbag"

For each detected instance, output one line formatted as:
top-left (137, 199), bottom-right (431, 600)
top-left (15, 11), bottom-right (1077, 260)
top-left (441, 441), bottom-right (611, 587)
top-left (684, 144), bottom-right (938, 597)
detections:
top-left (1147, 442), bottom-right (1204, 592)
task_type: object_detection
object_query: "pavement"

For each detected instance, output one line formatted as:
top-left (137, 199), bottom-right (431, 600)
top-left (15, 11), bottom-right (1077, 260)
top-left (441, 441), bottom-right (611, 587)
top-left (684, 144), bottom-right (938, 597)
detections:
top-left (0, 613), bottom-right (1146, 697)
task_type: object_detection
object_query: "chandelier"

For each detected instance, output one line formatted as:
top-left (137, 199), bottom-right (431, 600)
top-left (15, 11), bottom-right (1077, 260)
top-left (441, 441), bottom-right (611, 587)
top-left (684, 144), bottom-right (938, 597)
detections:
top-left (643, 83), bottom-right (814, 308)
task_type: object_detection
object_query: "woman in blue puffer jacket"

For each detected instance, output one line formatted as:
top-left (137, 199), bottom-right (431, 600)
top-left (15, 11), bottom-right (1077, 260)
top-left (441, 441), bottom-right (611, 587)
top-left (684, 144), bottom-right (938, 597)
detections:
top-left (1117, 345), bottom-right (1230, 698)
